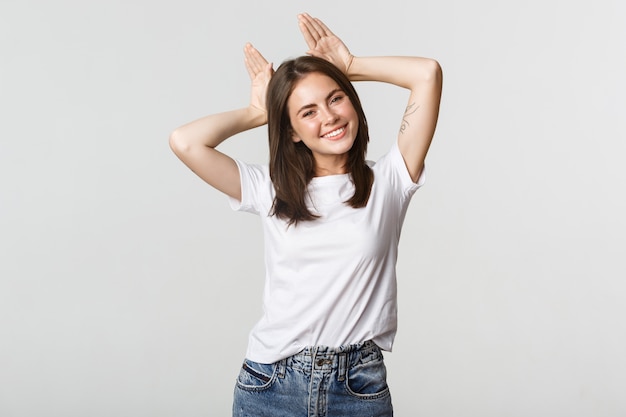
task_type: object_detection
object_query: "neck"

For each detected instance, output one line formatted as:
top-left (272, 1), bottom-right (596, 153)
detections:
top-left (313, 155), bottom-right (349, 176)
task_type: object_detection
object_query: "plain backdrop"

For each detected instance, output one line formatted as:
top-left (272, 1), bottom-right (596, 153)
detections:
top-left (1, 0), bottom-right (625, 416)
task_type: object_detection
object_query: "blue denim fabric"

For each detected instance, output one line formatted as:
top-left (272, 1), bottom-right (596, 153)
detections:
top-left (233, 340), bottom-right (392, 417)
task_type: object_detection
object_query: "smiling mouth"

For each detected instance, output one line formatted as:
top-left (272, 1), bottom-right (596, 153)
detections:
top-left (321, 126), bottom-right (346, 139)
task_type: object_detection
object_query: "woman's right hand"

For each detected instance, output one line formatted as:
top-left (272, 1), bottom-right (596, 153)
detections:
top-left (244, 43), bottom-right (273, 121)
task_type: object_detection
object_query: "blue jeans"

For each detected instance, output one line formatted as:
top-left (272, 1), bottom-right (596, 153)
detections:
top-left (233, 340), bottom-right (393, 417)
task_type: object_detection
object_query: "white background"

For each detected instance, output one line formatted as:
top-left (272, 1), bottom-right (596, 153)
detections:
top-left (1, 0), bottom-right (625, 416)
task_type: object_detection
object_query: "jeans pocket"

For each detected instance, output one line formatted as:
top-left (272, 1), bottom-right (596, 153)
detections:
top-left (235, 359), bottom-right (277, 392)
top-left (345, 356), bottom-right (390, 399)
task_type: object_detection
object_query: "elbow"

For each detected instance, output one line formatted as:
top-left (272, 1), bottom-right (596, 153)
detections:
top-left (423, 59), bottom-right (443, 84)
top-left (406, 58), bottom-right (442, 90)
top-left (169, 128), bottom-right (190, 156)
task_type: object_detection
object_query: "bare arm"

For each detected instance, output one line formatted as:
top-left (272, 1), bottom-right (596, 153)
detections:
top-left (169, 43), bottom-right (273, 200)
top-left (349, 56), bottom-right (442, 182)
top-left (298, 13), bottom-right (442, 182)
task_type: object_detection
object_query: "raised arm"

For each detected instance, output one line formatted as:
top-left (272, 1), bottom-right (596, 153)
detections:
top-left (298, 13), bottom-right (442, 182)
top-left (169, 43), bottom-right (273, 200)
top-left (350, 56), bottom-right (442, 181)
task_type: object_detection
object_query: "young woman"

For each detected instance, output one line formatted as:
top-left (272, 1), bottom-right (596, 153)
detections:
top-left (170, 13), bottom-right (442, 417)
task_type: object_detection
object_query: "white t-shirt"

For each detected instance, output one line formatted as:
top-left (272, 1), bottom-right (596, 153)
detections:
top-left (229, 141), bottom-right (425, 364)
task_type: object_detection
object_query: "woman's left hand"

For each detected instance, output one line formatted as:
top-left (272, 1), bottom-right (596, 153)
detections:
top-left (297, 13), bottom-right (354, 74)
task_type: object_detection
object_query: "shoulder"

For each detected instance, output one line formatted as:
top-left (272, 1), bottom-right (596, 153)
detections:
top-left (234, 159), bottom-right (270, 185)
top-left (370, 141), bottom-right (426, 195)
top-left (229, 160), bottom-right (273, 213)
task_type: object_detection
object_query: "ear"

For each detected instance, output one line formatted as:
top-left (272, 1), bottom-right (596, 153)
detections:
top-left (291, 128), bottom-right (301, 143)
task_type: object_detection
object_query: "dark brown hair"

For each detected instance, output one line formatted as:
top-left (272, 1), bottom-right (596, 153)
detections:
top-left (266, 56), bottom-right (373, 225)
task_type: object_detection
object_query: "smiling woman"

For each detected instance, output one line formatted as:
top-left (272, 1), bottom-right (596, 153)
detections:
top-left (266, 55), bottom-right (374, 224)
top-left (169, 12), bottom-right (442, 417)
top-left (288, 73), bottom-right (359, 172)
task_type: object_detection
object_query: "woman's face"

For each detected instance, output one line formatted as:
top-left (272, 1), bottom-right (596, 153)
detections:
top-left (287, 72), bottom-right (359, 171)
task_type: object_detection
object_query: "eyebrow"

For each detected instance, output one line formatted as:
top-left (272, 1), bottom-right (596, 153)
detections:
top-left (295, 88), bottom-right (343, 115)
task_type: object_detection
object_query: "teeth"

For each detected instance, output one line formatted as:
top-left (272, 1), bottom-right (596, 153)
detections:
top-left (323, 127), bottom-right (344, 138)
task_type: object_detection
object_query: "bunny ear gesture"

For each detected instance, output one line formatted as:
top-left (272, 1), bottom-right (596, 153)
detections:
top-left (297, 13), bottom-right (354, 74)
top-left (243, 43), bottom-right (273, 116)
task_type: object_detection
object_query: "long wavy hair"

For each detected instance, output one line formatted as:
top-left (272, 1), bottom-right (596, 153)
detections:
top-left (266, 56), bottom-right (373, 226)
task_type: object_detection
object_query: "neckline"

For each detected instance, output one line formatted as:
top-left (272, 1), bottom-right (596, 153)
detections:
top-left (309, 173), bottom-right (351, 185)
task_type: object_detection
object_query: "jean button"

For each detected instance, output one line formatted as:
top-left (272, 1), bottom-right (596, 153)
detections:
top-left (316, 358), bottom-right (331, 366)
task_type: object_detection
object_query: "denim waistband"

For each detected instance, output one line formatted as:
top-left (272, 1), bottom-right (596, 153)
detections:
top-left (278, 340), bottom-right (383, 381)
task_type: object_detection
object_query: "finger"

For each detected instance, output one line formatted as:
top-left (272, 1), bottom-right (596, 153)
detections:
top-left (302, 13), bottom-right (326, 38)
top-left (313, 17), bottom-right (335, 37)
top-left (305, 49), bottom-right (323, 59)
top-left (297, 14), bottom-right (319, 49)
top-left (244, 44), bottom-right (264, 79)
top-left (243, 44), bottom-right (257, 79)
top-left (247, 43), bottom-right (267, 70)
top-left (244, 58), bottom-right (256, 80)
top-left (244, 43), bottom-right (268, 74)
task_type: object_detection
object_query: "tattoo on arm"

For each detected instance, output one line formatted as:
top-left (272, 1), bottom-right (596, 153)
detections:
top-left (400, 102), bottom-right (420, 134)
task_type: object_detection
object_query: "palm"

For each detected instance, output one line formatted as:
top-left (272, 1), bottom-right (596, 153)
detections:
top-left (244, 43), bottom-right (273, 114)
top-left (298, 13), bottom-right (353, 74)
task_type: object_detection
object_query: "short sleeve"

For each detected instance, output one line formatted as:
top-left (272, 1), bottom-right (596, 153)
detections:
top-left (227, 159), bottom-right (273, 215)
top-left (372, 141), bottom-right (426, 200)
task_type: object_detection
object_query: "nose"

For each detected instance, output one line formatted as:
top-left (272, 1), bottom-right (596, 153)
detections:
top-left (320, 106), bottom-right (338, 124)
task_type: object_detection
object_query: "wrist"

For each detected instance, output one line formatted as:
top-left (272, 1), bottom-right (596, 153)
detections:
top-left (246, 105), bottom-right (268, 127)
top-left (345, 55), bottom-right (361, 80)
top-left (345, 54), bottom-right (355, 77)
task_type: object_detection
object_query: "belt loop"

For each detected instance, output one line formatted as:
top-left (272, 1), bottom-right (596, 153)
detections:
top-left (311, 346), bottom-right (319, 375)
top-left (277, 358), bottom-right (286, 379)
top-left (337, 353), bottom-right (347, 382)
